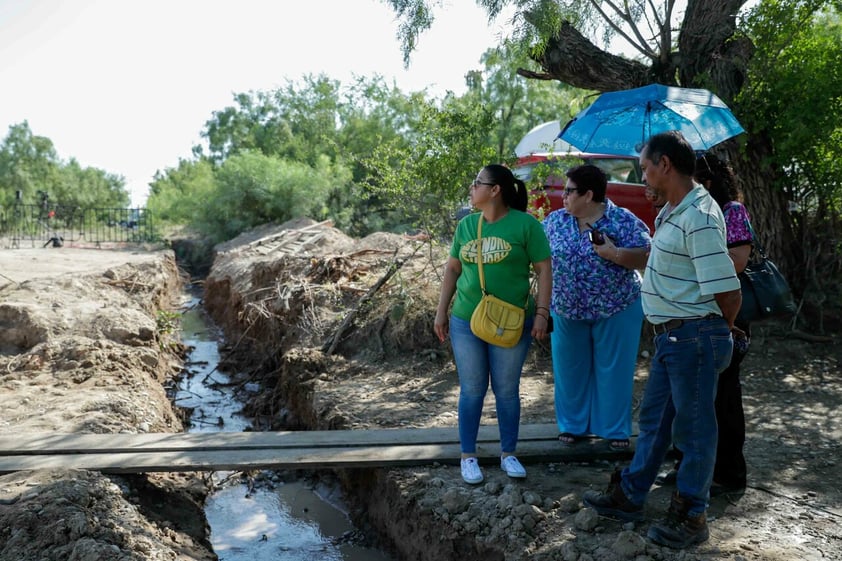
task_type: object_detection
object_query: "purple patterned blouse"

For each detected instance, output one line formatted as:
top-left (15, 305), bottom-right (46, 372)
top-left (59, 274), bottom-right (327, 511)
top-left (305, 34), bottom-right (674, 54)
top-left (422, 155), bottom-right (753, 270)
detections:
top-left (543, 200), bottom-right (651, 320)
top-left (723, 201), bottom-right (754, 247)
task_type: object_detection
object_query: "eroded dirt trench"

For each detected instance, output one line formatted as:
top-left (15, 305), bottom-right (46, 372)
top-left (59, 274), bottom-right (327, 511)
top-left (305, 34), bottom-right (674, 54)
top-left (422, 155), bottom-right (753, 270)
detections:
top-left (0, 248), bottom-right (216, 560)
top-left (2, 220), bottom-right (841, 561)
top-left (0, 222), bottom-right (508, 561)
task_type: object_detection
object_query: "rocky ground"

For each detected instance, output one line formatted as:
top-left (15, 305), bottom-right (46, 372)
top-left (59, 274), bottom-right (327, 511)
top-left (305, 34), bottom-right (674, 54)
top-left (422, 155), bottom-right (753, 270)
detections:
top-left (0, 223), bottom-right (840, 561)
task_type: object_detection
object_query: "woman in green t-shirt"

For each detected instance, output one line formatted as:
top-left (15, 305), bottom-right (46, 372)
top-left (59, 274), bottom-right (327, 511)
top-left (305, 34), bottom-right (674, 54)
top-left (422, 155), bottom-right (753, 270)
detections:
top-left (434, 164), bottom-right (552, 484)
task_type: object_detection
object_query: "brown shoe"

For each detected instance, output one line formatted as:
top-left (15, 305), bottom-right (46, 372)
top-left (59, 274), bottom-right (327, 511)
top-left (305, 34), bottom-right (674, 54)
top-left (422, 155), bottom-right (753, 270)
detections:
top-left (582, 468), bottom-right (644, 521)
top-left (647, 492), bottom-right (709, 548)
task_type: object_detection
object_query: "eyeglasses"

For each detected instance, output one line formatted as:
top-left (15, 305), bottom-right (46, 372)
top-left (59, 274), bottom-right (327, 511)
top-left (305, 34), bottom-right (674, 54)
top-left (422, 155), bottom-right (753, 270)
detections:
top-left (471, 180), bottom-right (496, 189)
top-left (562, 187), bottom-right (579, 196)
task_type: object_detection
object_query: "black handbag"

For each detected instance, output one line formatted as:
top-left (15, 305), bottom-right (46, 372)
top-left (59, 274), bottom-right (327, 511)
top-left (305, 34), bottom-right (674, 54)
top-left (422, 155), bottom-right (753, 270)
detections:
top-left (737, 242), bottom-right (796, 323)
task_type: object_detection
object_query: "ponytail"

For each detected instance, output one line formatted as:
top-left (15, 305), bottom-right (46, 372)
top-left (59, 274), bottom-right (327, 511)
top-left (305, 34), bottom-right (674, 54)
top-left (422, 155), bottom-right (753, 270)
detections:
top-left (483, 164), bottom-right (528, 212)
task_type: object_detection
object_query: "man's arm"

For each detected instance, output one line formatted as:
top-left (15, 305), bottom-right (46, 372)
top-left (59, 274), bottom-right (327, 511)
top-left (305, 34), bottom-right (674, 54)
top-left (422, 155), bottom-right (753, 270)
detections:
top-left (714, 288), bottom-right (742, 328)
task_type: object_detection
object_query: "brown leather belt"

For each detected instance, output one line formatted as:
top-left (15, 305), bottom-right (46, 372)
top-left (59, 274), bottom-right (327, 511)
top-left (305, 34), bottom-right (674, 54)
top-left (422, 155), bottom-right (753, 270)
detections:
top-left (651, 314), bottom-right (721, 335)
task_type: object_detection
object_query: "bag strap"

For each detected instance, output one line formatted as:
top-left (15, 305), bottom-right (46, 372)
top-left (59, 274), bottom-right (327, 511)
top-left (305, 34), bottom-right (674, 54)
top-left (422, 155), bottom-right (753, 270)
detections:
top-left (724, 202), bottom-right (767, 260)
top-left (476, 215), bottom-right (487, 294)
top-left (475, 215), bottom-right (529, 308)
top-left (744, 219), bottom-right (768, 258)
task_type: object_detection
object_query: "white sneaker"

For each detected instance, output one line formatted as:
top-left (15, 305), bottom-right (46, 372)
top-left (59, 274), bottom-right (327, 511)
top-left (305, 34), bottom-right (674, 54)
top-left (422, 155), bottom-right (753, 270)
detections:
top-left (501, 455), bottom-right (527, 478)
top-left (460, 457), bottom-right (484, 484)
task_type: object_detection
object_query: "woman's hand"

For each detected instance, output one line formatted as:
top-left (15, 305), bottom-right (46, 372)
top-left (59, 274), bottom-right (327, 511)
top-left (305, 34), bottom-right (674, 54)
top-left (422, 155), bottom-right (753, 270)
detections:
top-left (434, 257), bottom-right (461, 343)
top-left (531, 259), bottom-right (552, 341)
top-left (434, 309), bottom-right (449, 343)
top-left (593, 235), bottom-right (618, 262)
top-left (531, 313), bottom-right (550, 341)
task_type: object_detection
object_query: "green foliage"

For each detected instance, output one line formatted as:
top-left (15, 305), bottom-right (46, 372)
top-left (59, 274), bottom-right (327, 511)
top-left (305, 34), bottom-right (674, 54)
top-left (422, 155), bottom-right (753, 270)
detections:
top-left (147, 159), bottom-right (218, 224)
top-left (155, 309), bottom-right (180, 336)
top-left (386, 0), bottom-right (671, 65)
top-left (466, 40), bottom-right (592, 160)
top-left (202, 152), bottom-right (345, 244)
top-left (740, 1), bottom-right (842, 207)
top-left (361, 97), bottom-right (497, 239)
top-left (739, 1), bottom-right (842, 323)
top-left (170, 75), bottom-right (428, 238)
top-left (151, 42), bottom-right (594, 242)
top-left (155, 309), bottom-right (181, 351)
top-left (0, 122), bottom-right (129, 209)
top-left (150, 150), bottom-right (345, 245)
top-left (384, 0), bottom-right (436, 65)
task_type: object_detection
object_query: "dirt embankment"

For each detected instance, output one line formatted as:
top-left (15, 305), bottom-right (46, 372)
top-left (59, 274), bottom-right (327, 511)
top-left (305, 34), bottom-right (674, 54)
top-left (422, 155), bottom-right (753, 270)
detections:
top-left (1, 222), bottom-right (841, 561)
top-left (202, 219), bottom-right (842, 561)
top-left (0, 248), bottom-right (215, 561)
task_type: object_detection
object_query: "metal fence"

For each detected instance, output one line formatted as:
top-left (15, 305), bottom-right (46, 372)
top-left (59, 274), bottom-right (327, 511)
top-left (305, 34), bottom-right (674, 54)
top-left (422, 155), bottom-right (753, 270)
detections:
top-left (0, 204), bottom-right (157, 249)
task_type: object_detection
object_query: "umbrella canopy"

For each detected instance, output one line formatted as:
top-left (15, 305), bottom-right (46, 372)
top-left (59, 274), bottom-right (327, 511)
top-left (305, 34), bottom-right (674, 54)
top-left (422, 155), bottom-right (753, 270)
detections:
top-left (514, 121), bottom-right (575, 157)
top-left (558, 84), bottom-right (745, 156)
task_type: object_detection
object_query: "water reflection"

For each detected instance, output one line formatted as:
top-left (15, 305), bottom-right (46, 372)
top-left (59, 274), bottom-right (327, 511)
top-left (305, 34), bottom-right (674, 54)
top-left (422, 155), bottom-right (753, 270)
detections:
top-left (205, 483), bottom-right (343, 561)
top-left (176, 293), bottom-right (393, 561)
top-left (175, 301), bottom-right (251, 433)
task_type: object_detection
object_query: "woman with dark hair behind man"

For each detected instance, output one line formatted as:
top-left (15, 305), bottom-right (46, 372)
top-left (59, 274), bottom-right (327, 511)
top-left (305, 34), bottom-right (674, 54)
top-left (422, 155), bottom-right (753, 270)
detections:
top-left (434, 164), bottom-right (552, 484)
top-left (542, 164), bottom-right (651, 450)
top-left (658, 153), bottom-right (753, 495)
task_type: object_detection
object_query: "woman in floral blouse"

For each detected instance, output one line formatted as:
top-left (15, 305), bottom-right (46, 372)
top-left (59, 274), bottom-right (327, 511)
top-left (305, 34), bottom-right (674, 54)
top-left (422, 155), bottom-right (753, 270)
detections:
top-left (543, 164), bottom-right (651, 450)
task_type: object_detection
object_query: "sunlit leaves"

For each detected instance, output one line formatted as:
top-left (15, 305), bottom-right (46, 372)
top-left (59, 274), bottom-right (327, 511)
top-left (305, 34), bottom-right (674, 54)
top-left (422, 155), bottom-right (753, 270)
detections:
top-left (361, 98), bottom-right (497, 238)
top-left (740, 1), bottom-right (842, 207)
top-left (199, 152), bottom-right (346, 244)
top-left (0, 122), bottom-right (129, 209)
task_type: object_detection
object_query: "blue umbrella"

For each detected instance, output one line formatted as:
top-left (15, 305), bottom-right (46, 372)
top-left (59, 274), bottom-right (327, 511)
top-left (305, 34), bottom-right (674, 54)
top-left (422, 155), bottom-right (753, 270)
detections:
top-left (558, 84), bottom-right (745, 156)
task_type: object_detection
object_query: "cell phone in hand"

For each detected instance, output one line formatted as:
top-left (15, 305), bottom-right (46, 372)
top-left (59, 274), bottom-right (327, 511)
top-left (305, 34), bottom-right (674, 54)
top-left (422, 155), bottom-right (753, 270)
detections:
top-left (586, 223), bottom-right (605, 245)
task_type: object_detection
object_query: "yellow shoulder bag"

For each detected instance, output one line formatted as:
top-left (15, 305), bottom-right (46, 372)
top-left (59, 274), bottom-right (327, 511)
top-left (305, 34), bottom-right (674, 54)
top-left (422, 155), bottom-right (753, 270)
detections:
top-left (469, 216), bottom-right (527, 348)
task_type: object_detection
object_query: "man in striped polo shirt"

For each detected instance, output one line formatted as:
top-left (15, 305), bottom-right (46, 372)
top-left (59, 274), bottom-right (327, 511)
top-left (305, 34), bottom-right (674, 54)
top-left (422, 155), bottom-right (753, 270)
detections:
top-left (583, 131), bottom-right (742, 549)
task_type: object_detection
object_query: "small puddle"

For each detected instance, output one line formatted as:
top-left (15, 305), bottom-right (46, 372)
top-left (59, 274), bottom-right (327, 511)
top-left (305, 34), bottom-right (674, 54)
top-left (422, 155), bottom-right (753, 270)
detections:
top-left (175, 291), bottom-right (394, 561)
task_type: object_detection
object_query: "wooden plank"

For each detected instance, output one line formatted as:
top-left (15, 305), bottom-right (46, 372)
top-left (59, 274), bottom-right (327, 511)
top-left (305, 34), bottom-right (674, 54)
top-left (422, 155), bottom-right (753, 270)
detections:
top-left (0, 437), bottom-right (633, 474)
top-left (0, 424), bottom-right (561, 455)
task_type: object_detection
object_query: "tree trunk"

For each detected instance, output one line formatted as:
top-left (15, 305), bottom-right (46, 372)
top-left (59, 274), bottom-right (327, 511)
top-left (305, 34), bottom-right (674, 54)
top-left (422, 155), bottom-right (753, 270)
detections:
top-left (738, 138), bottom-right (799, 283)
top-left (517, 1), bottom-right (799, 294)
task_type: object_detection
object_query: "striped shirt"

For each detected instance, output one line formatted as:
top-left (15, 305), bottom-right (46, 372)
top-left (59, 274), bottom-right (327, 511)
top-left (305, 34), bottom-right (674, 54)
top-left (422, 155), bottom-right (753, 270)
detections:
top-left (641, 185), bottom-right (740, 324)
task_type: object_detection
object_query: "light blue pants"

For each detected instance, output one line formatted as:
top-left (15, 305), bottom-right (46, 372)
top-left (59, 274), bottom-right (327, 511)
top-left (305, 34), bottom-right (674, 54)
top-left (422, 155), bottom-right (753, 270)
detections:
top-left (550, 297), bottom-right (643, 440)
top-left (449, 315), bottom-right (533, 454)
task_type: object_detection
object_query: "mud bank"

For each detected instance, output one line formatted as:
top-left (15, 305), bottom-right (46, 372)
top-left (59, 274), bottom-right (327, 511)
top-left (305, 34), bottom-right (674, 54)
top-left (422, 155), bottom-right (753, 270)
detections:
top-left (2, 224), bottom-right (840, 561)
top-left (202, 219), bottom-right (842, 561)
top-left (0, 248), bottom-right (215, 561)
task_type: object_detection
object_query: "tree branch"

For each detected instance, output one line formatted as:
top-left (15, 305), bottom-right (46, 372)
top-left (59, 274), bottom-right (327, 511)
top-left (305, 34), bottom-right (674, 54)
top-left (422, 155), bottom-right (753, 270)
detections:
top-left (590, 0), bottom-right (657, 59)
top-left (523, 21), bottom-right (651, 91)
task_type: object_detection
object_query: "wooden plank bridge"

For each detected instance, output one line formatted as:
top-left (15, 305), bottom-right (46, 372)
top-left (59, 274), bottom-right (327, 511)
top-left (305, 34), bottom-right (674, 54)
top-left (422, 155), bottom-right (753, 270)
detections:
top-left (0, 424), bottom-right (634, 474)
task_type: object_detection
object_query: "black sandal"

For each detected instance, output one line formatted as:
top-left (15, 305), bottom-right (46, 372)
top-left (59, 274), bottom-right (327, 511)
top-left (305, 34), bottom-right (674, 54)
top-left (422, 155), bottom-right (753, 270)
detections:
top-left (609, 439), bottom-right (630, 450)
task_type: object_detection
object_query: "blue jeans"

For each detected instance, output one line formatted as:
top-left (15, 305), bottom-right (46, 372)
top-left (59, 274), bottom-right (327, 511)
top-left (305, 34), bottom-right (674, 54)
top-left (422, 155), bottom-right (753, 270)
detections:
top-left (450, 315), bottom-right (533, 455)
top-left (621, 316), bottom-right (732, 516)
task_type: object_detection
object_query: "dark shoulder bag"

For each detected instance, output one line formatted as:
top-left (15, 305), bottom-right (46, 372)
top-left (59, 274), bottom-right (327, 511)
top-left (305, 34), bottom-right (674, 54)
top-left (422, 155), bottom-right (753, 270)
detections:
top-left (736, 233), bottom-right (796, 324)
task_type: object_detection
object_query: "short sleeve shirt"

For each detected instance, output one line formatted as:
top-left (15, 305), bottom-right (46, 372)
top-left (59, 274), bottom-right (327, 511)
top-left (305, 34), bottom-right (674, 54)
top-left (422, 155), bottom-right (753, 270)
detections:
top-left (449, 210), bottom-right (551, 321)
top-left (543, 199), bottom-right (651, 320)
top-left (641, 185), bottom-right (741, 323)
top-left (722, 201), bottom-right (753, 247)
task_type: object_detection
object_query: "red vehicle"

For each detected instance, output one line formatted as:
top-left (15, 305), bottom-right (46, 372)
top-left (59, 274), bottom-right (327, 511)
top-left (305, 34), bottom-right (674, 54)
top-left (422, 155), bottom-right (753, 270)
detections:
top-left (512, 122), bottom-right (656, 232)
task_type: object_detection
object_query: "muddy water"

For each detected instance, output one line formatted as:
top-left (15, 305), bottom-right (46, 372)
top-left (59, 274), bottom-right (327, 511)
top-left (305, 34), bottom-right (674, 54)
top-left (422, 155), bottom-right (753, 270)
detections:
top-left (175, 294), bottom-right (394, 561)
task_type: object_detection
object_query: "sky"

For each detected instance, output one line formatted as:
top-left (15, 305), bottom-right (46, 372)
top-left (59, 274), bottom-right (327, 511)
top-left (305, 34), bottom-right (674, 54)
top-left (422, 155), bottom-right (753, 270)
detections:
top-left (0, 0), bottom-right (512, 206)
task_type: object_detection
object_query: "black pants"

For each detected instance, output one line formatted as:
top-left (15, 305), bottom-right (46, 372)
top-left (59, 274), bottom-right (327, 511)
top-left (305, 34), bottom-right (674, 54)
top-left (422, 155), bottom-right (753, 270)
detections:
top-left (673, 322), bottom-right (749, 489)
top-left (712, 344), bottom-right (748, 488)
